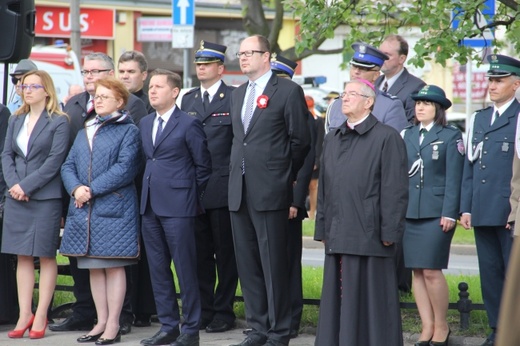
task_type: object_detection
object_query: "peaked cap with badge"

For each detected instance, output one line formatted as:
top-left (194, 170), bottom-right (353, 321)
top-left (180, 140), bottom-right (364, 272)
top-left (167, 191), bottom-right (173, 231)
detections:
top-left (350, 42), bottom-right (389, 69)
top-left (194, 40), bottom-right (227, 64)
top-left (270, 53), bottom-right (298, 79)
top-left (486, 54), bottom-right (520, 77)
top-left (411, 85), bottom-right (452, 110)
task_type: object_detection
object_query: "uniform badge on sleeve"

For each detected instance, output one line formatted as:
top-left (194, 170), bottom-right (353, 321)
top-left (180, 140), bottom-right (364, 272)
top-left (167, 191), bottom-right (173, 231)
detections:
top-left (457, 139), bottom-right (465, 156)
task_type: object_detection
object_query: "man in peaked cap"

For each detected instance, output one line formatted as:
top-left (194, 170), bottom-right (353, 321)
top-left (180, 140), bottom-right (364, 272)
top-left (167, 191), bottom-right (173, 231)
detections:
top-left (7, 59), bottom-right (38, 113)
top-left (325, 42), bottom-right (408, 133)
top-left (180, 40), bottom-right (238, 334)
top-left (270, 53), bottom-right (298, 79)
top-left (270, 53), bottom-right (317, 338)
top-left (460, 54), bottom-right (520, 346)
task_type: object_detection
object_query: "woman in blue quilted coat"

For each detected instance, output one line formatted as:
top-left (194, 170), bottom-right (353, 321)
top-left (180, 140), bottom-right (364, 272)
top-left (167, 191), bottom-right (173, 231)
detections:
top-left (60, 77), bottom-right (141, 345)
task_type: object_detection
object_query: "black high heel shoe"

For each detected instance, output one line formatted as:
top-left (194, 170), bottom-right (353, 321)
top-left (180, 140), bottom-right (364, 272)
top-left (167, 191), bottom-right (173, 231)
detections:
top-left (415, 340), bottom-right (431, 346)
top-left (430, 329), bottom-right (451, 346)
top-left (94, 330), bottom-right (121, 345)
top-left (77, 332), bottom-right (104, 343)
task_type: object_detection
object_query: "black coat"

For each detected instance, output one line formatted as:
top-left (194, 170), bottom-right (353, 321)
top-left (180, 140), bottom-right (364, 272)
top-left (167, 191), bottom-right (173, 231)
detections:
top-left (315, 114), bottom-right (408, 257)
top-left (181, 82), bottom-right (235, 209)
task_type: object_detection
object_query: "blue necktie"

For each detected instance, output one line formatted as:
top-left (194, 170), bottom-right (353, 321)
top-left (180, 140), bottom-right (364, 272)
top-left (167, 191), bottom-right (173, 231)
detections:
top-left (155, 117), bottom-right (164, 146)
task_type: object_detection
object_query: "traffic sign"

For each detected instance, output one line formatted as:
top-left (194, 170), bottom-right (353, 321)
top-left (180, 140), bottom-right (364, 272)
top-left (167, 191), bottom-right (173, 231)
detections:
top-left (172, 0), bottom-right (195, 26)
top-left (172, 25), bottom-right (194, 48)
top-left (452, 0), bottom-right (495, 48)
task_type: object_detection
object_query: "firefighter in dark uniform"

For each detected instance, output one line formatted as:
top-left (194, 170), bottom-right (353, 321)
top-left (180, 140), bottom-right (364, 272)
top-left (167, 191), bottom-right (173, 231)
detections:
top-left (460, 54), bottom-right (520, 346)
top-left (180, 41), bottom-right (238, 333)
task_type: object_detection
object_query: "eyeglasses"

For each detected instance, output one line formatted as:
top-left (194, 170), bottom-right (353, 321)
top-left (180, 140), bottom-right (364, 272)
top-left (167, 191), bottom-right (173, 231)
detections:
top-left (349, 63), bottom-right (379, 72)
top-left (236, 50), bottom-right (266, 58)
top-left (20, 84), bottom-right (44, 91)
top-left (81, 69), bottom-right (111, 76)
top-left (340, 91), bottom-right (369, 99)
top-left (94, 94), bottom-right (116, 101)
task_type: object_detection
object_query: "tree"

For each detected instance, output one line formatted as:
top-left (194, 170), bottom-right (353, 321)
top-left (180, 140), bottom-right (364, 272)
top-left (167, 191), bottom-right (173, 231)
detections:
top-left (240, 0), bottom-right (520, 67)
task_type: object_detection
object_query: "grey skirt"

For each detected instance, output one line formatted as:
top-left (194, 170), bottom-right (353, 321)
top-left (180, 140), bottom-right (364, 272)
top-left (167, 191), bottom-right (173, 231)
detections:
top-left (403, 217), bottom-right (455, 269)
top-left (77, 257), bottom-right (137, 269)
top-left (1, 198), bottom-right (61, 257)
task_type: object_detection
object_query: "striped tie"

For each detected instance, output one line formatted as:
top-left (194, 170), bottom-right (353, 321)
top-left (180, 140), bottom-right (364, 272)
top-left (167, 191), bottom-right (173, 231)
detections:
top-left (243, 82), bottom-right (256, 133)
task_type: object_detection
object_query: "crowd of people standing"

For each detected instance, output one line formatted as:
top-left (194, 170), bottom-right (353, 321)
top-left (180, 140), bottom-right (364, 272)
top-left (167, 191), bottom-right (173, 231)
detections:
top-left (0, 33), bottom-right (520, 346)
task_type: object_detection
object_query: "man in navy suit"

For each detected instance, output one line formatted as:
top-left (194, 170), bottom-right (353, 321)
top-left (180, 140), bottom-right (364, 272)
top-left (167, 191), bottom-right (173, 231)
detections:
top-left (228, 35), bottom-right (310, 346)
top-left (376, 35), bottom-right (426, 123)
top-left (139, 69), bottom-right (211, 346)
top-left (460, 55), bottom-right (520, 346)
top-left (180, 41), bottom-right (238, 334)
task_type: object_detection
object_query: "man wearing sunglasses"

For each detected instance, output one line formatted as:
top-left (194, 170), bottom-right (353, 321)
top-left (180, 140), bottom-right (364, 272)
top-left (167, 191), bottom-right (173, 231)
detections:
top-left (7, 59), bottom-right (38, 113)
top-left (325, 42), bottom-right (408, 133)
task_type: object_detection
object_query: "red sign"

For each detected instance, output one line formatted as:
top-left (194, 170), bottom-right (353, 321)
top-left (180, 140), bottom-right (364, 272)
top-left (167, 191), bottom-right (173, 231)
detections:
top-left (452, 64), bottom-right (488, 101)
top-left (35, 6), bottom-right (115, 39)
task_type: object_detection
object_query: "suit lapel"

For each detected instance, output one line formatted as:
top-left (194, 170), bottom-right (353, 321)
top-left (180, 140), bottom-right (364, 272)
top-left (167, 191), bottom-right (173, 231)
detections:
top-left (191, 91), bottom-right (206, 121)
top-left (408, 126), bottom-right (420, 153)
top-left (420, 124), bottom-right (441, 149)
top-left (244, 74), bottom-right (278, 138)
top-left (155, 108), bottom-right (180, 149)
top-left (203, 83), bottom-right (230, 122)
top-left (234, 83), bottom-right (248, 135)
top-left (27, 110), bottom-right (50, 157)
top-left (489, 101), bottom-right (520, 132)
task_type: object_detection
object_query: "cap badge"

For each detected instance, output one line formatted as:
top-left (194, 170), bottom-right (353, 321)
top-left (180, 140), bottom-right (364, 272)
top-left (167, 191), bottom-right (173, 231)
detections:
top-left (359, 45), bottom-right (366, 53)
top-left (199, 40), bottom-right (205, 50)
top-left (270, 52), bottom-right (277, 62)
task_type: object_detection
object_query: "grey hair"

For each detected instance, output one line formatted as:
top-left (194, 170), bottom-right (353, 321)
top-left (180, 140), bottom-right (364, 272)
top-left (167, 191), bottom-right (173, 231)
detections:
top-left (84, 52), bottom-right (114, 70)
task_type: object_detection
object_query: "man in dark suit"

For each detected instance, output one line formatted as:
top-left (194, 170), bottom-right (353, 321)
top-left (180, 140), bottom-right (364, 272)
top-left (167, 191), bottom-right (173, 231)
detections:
top-left (229, 35), bottom-right (310, 346)
top-left (460, 55), bottom-right (520, 346)
top-left (180, 41), bottom-right (238, 334)
top-left (49, 52), bottom-right (148, 335)
top-left (326, 42), bottom-right (408, 133)
top-left (270, 54), bottom-right (316, 339)
top-left (139, 69), bottom-right (211, 346)
top-left (376, 34), bottom-right (426, 123)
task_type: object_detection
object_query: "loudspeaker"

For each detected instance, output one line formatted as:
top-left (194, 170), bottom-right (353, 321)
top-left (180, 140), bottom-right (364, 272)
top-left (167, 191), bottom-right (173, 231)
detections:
top-left (0, 0), bottom-right (35, 63)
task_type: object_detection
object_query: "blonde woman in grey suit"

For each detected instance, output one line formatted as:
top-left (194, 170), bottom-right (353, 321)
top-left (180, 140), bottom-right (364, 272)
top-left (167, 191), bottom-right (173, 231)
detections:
top-left (1, 70), bottom-right (70, 339)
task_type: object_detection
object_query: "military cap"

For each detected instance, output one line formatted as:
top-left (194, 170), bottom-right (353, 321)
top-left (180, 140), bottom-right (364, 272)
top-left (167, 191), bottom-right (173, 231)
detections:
top-left (194, 40), bottom-right (227, 64)
top-left (10, 59), bottom-right (38, 77)
top-left (486, 54), bottom-right (520, 77)
top-left (350, 42), bottom-right (389, 69)
top-left (323, 91), bottom-right (340, 100)
top-left (270, 53), bottom-right (298, 79)
top-left (411, 85), bottom-right (452, 110)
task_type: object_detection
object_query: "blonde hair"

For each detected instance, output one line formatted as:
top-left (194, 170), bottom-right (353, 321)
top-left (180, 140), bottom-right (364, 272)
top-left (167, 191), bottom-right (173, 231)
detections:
top-left (15, 70), bottom-right (67, 118)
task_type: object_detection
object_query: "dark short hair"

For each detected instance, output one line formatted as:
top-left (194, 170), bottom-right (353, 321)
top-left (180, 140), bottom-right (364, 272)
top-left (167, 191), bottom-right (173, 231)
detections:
top-left (252, 35), bottom-right (271, 59)
top-left (149, 69), bottom-right (182, 89)
top-left (413, 101), bottom-right (447, 127)
top-left (385, 34), bottom-right (409, 57)
top-left (118, 50), bottom-right (148, 72)
top-left (94, 77), bottom-right (130, 109)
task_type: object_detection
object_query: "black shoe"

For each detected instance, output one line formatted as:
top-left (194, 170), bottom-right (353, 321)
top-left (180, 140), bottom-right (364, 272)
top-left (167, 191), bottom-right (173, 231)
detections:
top-left (95, 330), bottom-right (122, 345)
top-left (199, 318), bottom-right (211, 330)
top-left (49, 316), bottom-right (94, 332)
top-left (430, 329), bottom-right (451, 346)
top-left (170, 333), bottom-right (200, 346)
top-left (229, 333), bottom-right (267, 346)
top-left (120, 321), bottom-right (132, 335)
top-left (77, 332), bottom-right (104, 343)
top-left (289, 329), bottom-right (298, 339)
top-left (242, 328), bottom-right (253, 335)
top-left (134, 314), bottom-right (152, 327)
top-left (415, 341), bottom-right (431, 346)
top-left (206, 319), bottom-right (234, 333)
top-left (141, 330), bottom-right (180, 346)
top-left (264, 340), bottom-right (287, 346)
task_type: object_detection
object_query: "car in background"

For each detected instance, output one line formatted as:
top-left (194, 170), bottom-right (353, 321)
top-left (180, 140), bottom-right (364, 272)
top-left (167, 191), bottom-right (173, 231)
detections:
top-left (447, 111), bottom-right (467, 142)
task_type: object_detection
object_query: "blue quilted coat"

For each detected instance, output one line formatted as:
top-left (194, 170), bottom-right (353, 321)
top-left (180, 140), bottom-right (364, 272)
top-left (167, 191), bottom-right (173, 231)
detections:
top-left (60, 111), bottom-right (142, 259)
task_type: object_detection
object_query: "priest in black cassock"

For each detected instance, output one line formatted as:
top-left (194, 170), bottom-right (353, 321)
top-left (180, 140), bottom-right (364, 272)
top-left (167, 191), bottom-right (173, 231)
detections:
top-left (314, 79), bottom-right (408, 346)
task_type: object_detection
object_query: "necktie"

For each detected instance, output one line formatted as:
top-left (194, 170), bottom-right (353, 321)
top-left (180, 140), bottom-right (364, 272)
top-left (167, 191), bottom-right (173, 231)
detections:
top-left (492, 110), bottom-right (499, 125)
top-left (382, 81), bottom-right (389, 93)
top-left (87, 97), bottom-right (94, 114)
top-left (419, 128), bottom-right (427, 145)
top-left (243, 82), bottom-right (256, 133)
top-left (155, 117), bottom-right (164, 145)
top-left (203, 91), bottom-right (210, 112)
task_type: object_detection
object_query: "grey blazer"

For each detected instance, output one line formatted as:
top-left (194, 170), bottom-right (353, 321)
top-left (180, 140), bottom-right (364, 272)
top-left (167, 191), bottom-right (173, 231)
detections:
top-left (1, 110), bottom-right (70, 200)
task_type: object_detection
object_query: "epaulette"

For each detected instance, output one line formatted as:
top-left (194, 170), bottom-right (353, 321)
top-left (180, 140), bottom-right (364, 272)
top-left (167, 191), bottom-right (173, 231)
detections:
top-left (475, 106), bottom-right (492, 113)
top-left (378, 91), bottom-right (398, 100)
top-left (400, 124), bottom-right (413, 138)
top-left (183, 87), bottom-right (199, 96)
top-left (446, 124), bottom-right (460, 131)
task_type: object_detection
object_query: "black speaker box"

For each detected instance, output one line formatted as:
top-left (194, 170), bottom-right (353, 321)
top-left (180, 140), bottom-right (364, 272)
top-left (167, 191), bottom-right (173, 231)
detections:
top-left (0, 0), bottom-right (35, 63)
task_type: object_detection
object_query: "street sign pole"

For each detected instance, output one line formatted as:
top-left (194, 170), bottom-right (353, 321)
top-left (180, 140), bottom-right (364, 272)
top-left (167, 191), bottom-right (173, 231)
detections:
top-left (172, 0), bottom-right (195, 88)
